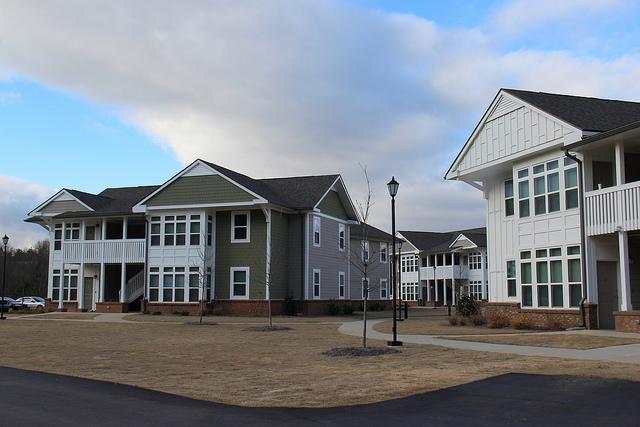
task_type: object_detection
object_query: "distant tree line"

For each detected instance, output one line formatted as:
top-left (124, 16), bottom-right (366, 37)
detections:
top-left (0, 240), bottom-right (49, 298)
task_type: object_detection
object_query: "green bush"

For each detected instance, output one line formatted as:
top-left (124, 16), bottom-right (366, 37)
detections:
top-left (327, 299), bottom-right (341, 316)
top-left (368, 302), bottom-right (386, 312)
top-left (470, 314), bottom-right (486, 326)
top-left (456, 294), bottom-right (479, 317)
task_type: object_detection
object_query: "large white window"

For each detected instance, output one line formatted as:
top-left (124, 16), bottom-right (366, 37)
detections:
top-left (207, 215), bottom-right (213, 246)
top-left (163, 216), bottom-right (186, 246)
top-left (401, 282), bottom-right (418, 301)
top-left (64, 222), bottom-right (80, 241)
top-left (567, 246), bottom-right (582, 307)
top-left (162, 266), bottom-right (185, 302)
top-left (188, 266), bottom-right (200, 302)
top-left (313, 216), bottom-right (321, 247)
top-left (230, 267), bottom-right (250, 299)
top-left (190, 215), bottom-right (201, 245)
top-left (564, 158), bottom-right (579, 209)
top-left (506, 260), bottom-right (516, 297)
top-left (150, 217), bottom-right (161, 246)
top-left (149, 267), bottom-right (160, 301)
top-left (380, 243), bottom-right (388, 263)
top-left (313, 269), bottom-right (321, 299)
top-left (53, 224), bottom-right (63, 250)
top-left (62, 268), bottom-right (78, 301)
top-left (338, 223), bottom-right (345, 251)
top-left (468, 252), bottom-right (482, 270)
top-left (51, 269), bottom-right (61, 301)
top-left (338, 272), bottom-right (345, 299)
top-left (504, 179), bottom-right (514, 216)
top-left (231, 212), bottom-right (250, 243)
top-left (468, 281), bottom-right (483, 300)
top-left (518, 169), bottom-right (530, 218)
top-left (380, 278), bottom-right (388, 299)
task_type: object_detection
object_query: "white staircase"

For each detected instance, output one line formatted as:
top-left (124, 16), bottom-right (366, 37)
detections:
top-left (125, 270), bottom-right (145, 303)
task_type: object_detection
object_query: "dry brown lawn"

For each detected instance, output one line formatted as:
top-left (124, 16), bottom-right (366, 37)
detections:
top-left (438, 333), bottom-right (640, 350)
top-left (1, 318), bottom-right (639, 407)
top-left (373, 317), bottom-right (538, 336)
top-left (123, 313), bottom-right (352, 324)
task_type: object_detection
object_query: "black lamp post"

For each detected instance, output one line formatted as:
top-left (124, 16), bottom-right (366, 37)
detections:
top-left (1, 234), bottom-right (8, 320)
top-left (387, 177), bottom-right (402, 347)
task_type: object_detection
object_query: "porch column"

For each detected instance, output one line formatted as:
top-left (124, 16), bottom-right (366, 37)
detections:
top-left (120, 262), bottom-right (126, 304)
top-left (481, 251), bottom-right (488, 300)
top-left (615, 141), bottom-right (626, 185)
top-left (123, 217), bottom-right (128, 239)
top-left (78, 262), bottom-right (85, 310)
top-left (618, 231), bottom-right (632, 311)
top-left (435, 279), bottom-right (439, 302)
top-left (427, 280), bottom-right (431, 301)
top-left (99, 263), bottom-right (105, 302)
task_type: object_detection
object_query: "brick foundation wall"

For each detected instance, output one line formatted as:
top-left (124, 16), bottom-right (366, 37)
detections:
top-left (94, 302), bottom-right (129, 313)
top-left (614, 311), bottom-right (640, 333)
top-left (44, 299), bottom-right (80, 312)
top-left (480, 302), bottom-right (593, 329)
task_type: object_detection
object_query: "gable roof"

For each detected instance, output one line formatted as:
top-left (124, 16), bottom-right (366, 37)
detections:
top-left (504, 89), bottom-right (640, 133)
top-left (350, 223), bottom-right (393, 241)
top-left (398, 227), bottom-right (486, 253)
top-left (53, 186), bottom-right (160, 218)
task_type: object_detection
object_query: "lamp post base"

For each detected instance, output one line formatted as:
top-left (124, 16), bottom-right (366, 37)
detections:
top-left (387, 340), bottom-right (403, 346)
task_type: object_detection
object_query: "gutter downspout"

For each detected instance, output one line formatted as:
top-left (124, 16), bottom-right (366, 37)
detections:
top-left (565, 150), bottom-right (588, 328)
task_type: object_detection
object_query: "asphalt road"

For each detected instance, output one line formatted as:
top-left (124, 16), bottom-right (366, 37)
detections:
top-left (1, 366), bottom-right (638, 426)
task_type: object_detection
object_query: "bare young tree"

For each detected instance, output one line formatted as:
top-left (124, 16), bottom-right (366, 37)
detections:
top-left (193, 232), bottom-right (213, 324)
top-left (347, 165), bottom-right (384, 348)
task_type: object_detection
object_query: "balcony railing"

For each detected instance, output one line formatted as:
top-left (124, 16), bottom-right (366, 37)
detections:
top-left (585, 180), bottom-right (640, 236)
top-left (62, 239), bottom-right (146, 264)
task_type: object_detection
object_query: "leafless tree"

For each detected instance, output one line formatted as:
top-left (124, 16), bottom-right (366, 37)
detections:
top-left (193, 233), bottom-right (213, 324)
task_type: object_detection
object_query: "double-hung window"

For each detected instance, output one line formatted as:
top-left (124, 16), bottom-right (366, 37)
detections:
top-left (380, 278), bottom-right (388, 299)
top-left (149, 267), bottom-right (160, 301)
top-left (207, 215), bottom-right (213, 246)
top-left (313, 216), bottom-right (321, 247)
top-left (568, 246), bottom-right (582, 307)
top-left (506, 260), bottom-right (516, 297)
top-left (51, 269), bottom-right (61, 301)
top-left (53, 224), bottom-right (63, 250)
top-left (338, 223), bottom-right (345, 251)
top-left (362, 240), bottom-right (370, 262)
top-left (313, 269), bottom-right (321, 299)
top-left (362, 278), bottom-right (369, 299)
top-left (469, 252), bottom-right (482, 270)
top-left (230, 267), bottom-right (250, 299)
top-left (63, 268), bottom-right (78, 301)
top-left (164, 216), bottom-right (175, 246)
top-left (150, 217), bottom-right (161, 246)
top-left (231, 212), bottom-right (250, 243)
top-left (190, 215), bottom-right (201, 246)
top-left (380, 243), bottom-right (388, 263)
top-left (504, 179), bottom-right (514, 216)
top-left (175, 216), bottom-right (187, 245)
top-left (520, 251), bottom-right (532, 307)
top-left (162, 267), bottom-right (185, 302)
top-left (518, 169), bottom-right (530, 218)
top-left (338, 272), bottom-right (345, 299)
top-left (189, 266), bottom-right (200, 302)
top-left (564, 158), bottom-right (579, 209)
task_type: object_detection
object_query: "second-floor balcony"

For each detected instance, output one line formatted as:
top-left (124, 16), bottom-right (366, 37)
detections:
top-left (62, 239), bottom-right (146, 264)
top-left (585, 180), bottom-right (640, 236)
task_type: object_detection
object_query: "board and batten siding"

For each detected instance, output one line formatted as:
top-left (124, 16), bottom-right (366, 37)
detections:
top-left (215, 209), bottom-right (267, 300)
top-left (307, 214), bottom-right (350, 300)
top-left (317, 190), bottom-right (349, 220)
top-left (455, 95), bottom-right (579, 176)
top-left (147, 175), bottom-right (256, 206)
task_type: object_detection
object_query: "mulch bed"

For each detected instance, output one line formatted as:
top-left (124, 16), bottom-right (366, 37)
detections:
top-left (243, 325), bottom-right (292, 332)
top-left (322, 346), bottom-right (401, 357)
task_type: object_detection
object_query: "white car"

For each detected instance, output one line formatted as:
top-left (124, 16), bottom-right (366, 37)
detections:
top-left (15, 297), bottom-right (45, 309)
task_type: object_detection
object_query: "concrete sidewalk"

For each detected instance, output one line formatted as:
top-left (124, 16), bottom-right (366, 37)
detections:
top-left (339, 318), bottom-right (640, 364)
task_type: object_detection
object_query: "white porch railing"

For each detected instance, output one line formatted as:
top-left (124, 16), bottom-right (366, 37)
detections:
top-left (125, 270), bottom-right (145, 303)
top-left (585, 180), bottom-right (640, 236)
top-left (62, 239), bottom-right (146, 264)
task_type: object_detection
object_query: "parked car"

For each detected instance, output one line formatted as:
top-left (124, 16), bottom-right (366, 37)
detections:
top-left (15, 296), bottom-right (45, 310)
top-left (0, 297), bottom-right (21, 312)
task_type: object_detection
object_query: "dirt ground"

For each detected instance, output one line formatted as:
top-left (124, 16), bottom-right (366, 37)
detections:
top-left (1, 318), bottom-right (639, 407)
top-left (373, 317), bottom-right (539, 336)
top-left (439, 333), bottom-right (640, 350)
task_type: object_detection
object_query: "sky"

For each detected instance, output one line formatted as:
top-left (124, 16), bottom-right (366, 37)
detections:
top-left (2, 0), bottom-right (640, 248)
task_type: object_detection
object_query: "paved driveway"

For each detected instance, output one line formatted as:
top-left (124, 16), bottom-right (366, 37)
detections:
top-left (1, 367), bottom-right (638, 426)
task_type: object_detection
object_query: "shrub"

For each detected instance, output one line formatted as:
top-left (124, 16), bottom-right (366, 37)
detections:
top-left (470, 314), bottom-right (486, 326)
top-left (456, 294), bottom-right (479, 317)
top-left (511, 318), bottom-right (534, 330)
top-left (342, 304), bottom-right (354, 315)
top-left (458, 316), bottom-right (467, 326)
top-left (327, 299), bottom-right (341, 316)
top-left (486, 311), bottom-right (510, 329)
top-left (448, 315), bottom-right (459, 326)
top-left (368, 302), bottom-right (386, 312)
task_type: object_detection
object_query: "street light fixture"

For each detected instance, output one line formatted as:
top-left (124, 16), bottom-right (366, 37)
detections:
top-left (386, 177), bottom-right (402, 347)
top-left (1, 234), bottom-right (9, 320)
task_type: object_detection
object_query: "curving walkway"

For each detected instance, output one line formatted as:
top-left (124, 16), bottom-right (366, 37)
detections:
top-left (339, 318), bottom-right (640, 364)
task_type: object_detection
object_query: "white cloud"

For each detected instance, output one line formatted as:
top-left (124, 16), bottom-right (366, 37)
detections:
top-left (0, 176), bottom-right (50, 249)
top-left (0, 0), bottom-right (639, 238)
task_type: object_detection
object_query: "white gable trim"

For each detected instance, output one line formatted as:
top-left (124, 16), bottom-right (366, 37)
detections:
top-left (313, 176), bottom-right (359, 221)
top-left (446, 90), bottom-right (582, 180)
top-left (28, 189), bottom-right (95, 216)
top-left (396, 232), bottom-right (420, 253)
top-left (133, 159), bottom-right (268, 213)
top-left (449, 233), bottom-right (480, 250)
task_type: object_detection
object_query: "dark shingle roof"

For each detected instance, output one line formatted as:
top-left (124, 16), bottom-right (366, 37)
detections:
top-left (504, 89), bottom-right (640, 132)
top-left (202, 160), bottom-right (339, 210)
top-left (399, 227), bottom-right (486, 253)
top-left (350, 223), bottom-right (393, 241)
top-left (54, 186), bottom-right (159, 219)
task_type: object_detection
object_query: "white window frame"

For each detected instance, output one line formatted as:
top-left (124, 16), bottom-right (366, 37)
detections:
top-left (362, 277), bottom-right (369, 300)
top-left (64, 222), bottom-right (80, 241)
top-left (313, 216), bottom-right (321, 247)
top-left (362, 240), bottom-right (370, 262)
top-left (380, 242), bottom-right (388, 263)
top-left (150, 216), bottom-right (161, 246)
top-left (338, 271), bottom-right (346, 300)
top-left (53, 224), bottom-right (63, 251)
top-left (380, 278), bottom-right (388, 299)
top-left (148, 267), bottom-right (160, 302)
top-left (230, 266), bottom-right (250, 299)
top-left (338, 223), bottom-right (345, 251)
top-left (312, 269), bottom-right (321, 299)
top-left (231, 211), bottom-right (251, 243)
